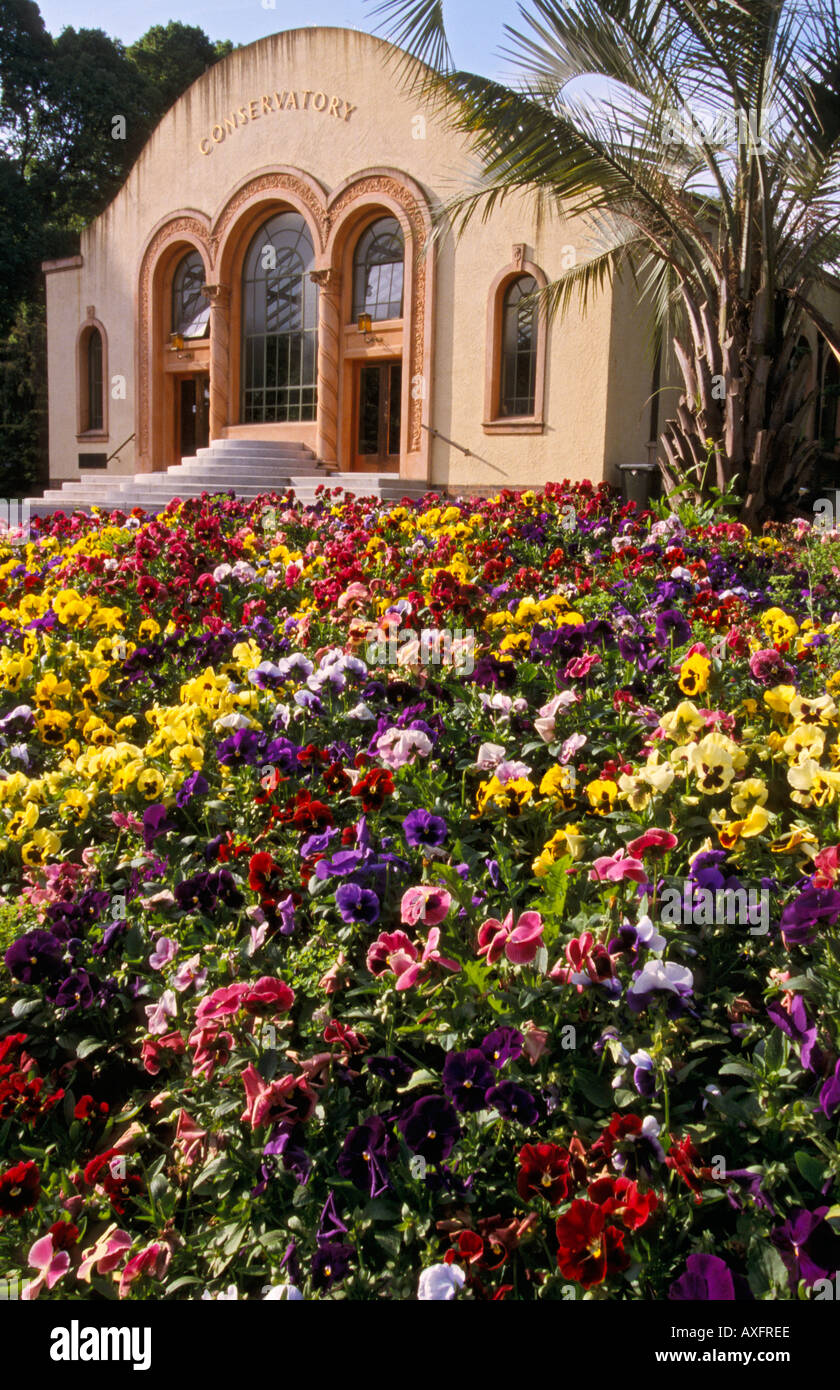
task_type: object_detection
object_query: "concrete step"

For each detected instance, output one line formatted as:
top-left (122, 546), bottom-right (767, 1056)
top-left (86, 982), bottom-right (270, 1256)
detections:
top-left (194, 451), bottom-right (316, 465)
top-left (173, 463), bottom-right (326, 480)
top-left (209, 439), bottom-right (313, 453)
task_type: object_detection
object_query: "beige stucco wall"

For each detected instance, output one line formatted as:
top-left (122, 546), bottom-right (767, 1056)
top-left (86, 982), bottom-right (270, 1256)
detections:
top-left (44, 25), bottom-right (635, 487)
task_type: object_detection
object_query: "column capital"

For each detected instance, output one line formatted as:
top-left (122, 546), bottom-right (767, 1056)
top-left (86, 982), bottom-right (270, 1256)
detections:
top-left (202, 282), bottom-right (230, 305)
top-left (309, 267), bottom-right (341, 293)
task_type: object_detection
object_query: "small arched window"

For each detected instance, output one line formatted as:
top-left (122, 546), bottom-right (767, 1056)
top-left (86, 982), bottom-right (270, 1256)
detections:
top-left (78, 324), bottom-right (105, 435)
top-left (818, 347), bottom-right (840, 453)
top-left (500, 275), bottom-right (538, 417)
top-left (172, 250), bottom-right (209, 339)
top-left (352, 216), bottom-right (405, 322)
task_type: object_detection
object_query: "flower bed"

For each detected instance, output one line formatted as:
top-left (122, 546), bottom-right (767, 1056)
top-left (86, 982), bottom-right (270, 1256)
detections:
top-left (1, 484), bottom-right (839, 1301)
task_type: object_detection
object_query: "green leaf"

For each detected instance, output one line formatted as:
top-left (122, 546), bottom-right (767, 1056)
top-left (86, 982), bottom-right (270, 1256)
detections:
top-left (398, 1069), bottom-right (438, 1092)
top-left (574, 1069), bottom-right (613, 1109)
top-left (76, 1037), bottom-right (106, 1059)
top-left (794, 1150), bottom-right (826, 1191)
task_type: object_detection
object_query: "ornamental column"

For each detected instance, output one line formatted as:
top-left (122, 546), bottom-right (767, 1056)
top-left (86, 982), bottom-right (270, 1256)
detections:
top-left (310, 268), bottom-right (341, 468)
top-left (202, 283), bottom-right (230, 443)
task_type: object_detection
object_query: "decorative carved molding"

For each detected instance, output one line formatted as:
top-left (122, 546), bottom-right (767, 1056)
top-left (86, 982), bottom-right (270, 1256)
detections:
top-left (86, 304), bottom-right (96, 319)
top-left (512, 243), bottom-right (526, 271)
top-left (210, 173), bottom-right (328, 261)
top-left (137, 216), bottom-right (210, 464)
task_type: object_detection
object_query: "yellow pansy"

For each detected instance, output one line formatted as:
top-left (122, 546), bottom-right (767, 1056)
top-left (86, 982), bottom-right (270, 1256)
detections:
top-left (763, 685), bottom-right (797, 717)
top-left (0, 650), bottom-right (34, 692)
top-left (35, 709), bottom-right (73, 746)
top-left (787, 758), bottom-right (840, 808)
top-left (59, 789), bottom-right (92, 823)
top-left (686, 732), bottom-right (745, 794)
top-left (34, 672), bottom-right (73, 708)
top-left (52, 590), bottom-right (93, 628)
top-left (789, 694), bottom-right (838, 727)
top-left (729, 778), bottom-right (769, 818)
top-left (760, 607), bottom-right (799, 644)
top-left (6, 802), bottom-right (39, 840)
top-left (586, 778), bottom-right (618, 814)
top-left (21, 828), bottom-right (61, 867)
top-left (659, 701), bottom-right (706, 741)
top-left (782, 724), bottom-right (825, 762)
top-left (135, 768), bottom-right (166, 800)
top-left (678, 653), bottom-right (711, 697)
top-left (712, 804), bottom-right (770, 849)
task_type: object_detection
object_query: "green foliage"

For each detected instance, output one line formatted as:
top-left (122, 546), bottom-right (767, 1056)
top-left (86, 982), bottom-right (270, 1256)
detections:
top-left (0, 2), bottom-right (235, 482)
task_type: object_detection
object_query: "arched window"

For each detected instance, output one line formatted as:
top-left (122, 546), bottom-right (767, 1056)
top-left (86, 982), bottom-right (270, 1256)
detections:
top-left (242, 212), bottom-right (318, 423)
top-left (352, 216), bottom-right (405, 322)
top-left (500, 275), bottom-right (538, 417)
top-left (817, 346), bottom-right (840, 453)
top-left (78, 324), bottom-right (105, 435)
top-left (172, 251), bottom-right (209, 339)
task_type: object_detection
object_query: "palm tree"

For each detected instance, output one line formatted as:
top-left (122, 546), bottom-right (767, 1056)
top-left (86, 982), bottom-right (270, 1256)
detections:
top-left (370, 0), bottom-right (840, 523)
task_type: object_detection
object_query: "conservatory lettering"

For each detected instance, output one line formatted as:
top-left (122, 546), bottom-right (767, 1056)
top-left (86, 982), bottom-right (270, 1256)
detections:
top-left (198, 89), bottom-right (358, 154)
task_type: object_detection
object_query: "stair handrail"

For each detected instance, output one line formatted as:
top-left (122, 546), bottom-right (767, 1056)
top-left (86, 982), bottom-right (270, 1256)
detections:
top-left (420, 423), bottom-right (473, 458)
top-left (105, 432), bottom-right (136, 464)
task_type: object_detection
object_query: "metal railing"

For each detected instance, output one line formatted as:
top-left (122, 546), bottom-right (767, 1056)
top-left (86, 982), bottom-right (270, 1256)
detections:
top-left (106, 432), bottom-right (136, 464)
top-left (421, 423), bottom-right (473, 458)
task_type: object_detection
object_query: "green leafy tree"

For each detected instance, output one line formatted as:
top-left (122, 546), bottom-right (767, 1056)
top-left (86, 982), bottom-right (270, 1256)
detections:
top-left (128, 22), bottom-right (234, 123)
top-left (371, 0), bottom-right (840, 522)
top-left (0, 4), bottom-right (234, 490)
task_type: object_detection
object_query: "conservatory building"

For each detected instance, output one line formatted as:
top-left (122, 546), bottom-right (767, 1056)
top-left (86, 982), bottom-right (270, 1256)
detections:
top-left (40, 26), bottom-right (711, 493)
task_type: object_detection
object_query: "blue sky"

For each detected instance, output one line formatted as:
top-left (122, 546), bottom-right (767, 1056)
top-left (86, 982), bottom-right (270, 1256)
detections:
top-left (36, 0), bottom-right (515, 78)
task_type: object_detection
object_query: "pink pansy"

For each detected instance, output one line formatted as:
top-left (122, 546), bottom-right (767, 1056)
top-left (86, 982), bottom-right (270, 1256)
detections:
top-left (495, 760), bottom-right (533, 784)
top-left (560, 732), bottom-right (587, 764)
top-left (627, 829), bottom-right (678, 859)
top-left (375, 727), bottom-right (433, 769)
top-left (813, 845), bottom-right (840, 888)
top-left (589, 850), bottom-right (648, 883)
top-left (563, 653), bottom-right (601, 680)
top-left (118, 1241), bottom-right (172, 1299)
top-left (474, 742), bottom-right (506, 771)
top-left (141, 1030), bottom-right (185, 1076)
top-left (148, 936), bottom-right (179, 970)
top-left (477, 910), bottom-right (544, 966)
top-left (318, 952), bottom-right (347, 994)
top-left (550, 933), bottom-right (618, 991)
top-left (401, 885), bottom-right (453, 927)
top-left (172, 953), bottom-right (207, 992)
top-left (144, 989), bottom-right (177, 1035)
top-left (366, 930), bottom-right (417, 977)
top-left (188, 1023), bottom-right (234, 1080)
top-left (174, 1109), bottom-right (208, 1167)
top-left (698, 708), bottom-right (736, 733)
top-left (110, 811), bottom-right (144, 833)
top-left (22, 1233), bottom-right (71, 1300)
top-left (194, 982), bottom-right (249, 1026)
top-left (240, 1063), bottom-right (316, 1128)
top-left (534, 691), bottom-right (580, 742)
top-left (395, 927), bottom-right (460, 991)
top-left (521, 1020), bottom-right (550, 1065)
top-left (239, 976), bottom-right (295, 1016)
top-left (77, 1224), bottom-right (133, 1282)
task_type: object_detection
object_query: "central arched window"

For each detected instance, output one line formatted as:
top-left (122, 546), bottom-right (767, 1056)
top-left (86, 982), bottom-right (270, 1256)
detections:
top-left (242, 212), bottom-right (318, 423)
top-left (172, 251), bottom-right (209, 339)
top-left (352, 216), bottom-right (405, 322)
top-left (500, 275), bottom-right (538, 417)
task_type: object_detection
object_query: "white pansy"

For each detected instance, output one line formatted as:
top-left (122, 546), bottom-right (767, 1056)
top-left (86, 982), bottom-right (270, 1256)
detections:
top-left (418, 1264), bottom-right (466, 1301)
